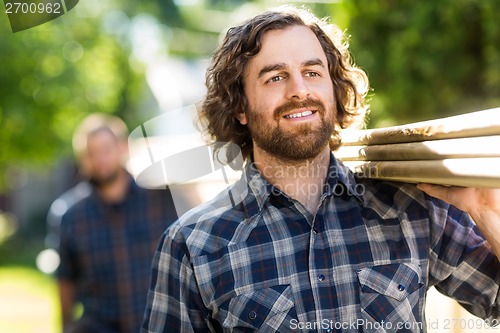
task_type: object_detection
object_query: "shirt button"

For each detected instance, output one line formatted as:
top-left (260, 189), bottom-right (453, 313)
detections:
top-left (248, 311), bottom-right (257, 320)
top-left (318, 274), bottom-right (326, 282)
top-left (398, 284), bottom-right (405, 291)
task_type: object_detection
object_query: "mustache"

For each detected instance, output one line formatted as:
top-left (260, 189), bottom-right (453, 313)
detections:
top-left (274, 98), bottom-right (325, 118)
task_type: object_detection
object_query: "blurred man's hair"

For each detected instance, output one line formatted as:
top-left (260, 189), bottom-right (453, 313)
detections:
top-left (200, 5), bottom-right (370, 160)
top-left (72, 113), bottom-right (129, 158)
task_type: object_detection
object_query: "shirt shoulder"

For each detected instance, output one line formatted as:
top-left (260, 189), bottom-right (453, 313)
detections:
top-left (51, 181), bottom-right (90, 216)
top-left (357, 177), bottom-right (470, 234)
top-left (59, 188), bottom-right (95, 227)
top-left (166, 180), bottom-right (258, 258)
top-left (356, 177), bottom-right (430, 216)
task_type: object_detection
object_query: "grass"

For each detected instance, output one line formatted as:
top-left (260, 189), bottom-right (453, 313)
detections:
top-left (0, 266), bottom-right (60, 333)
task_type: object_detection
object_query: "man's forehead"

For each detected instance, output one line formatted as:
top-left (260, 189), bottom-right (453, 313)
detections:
top-left (249, 25), bottom-right (328, 71)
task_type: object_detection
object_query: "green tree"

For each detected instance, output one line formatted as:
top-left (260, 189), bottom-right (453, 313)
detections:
top-left (0, 0), bottom-right (237, 192)
top-left (0, 2), bottom-right (153, 190)
top-left (335, 0), bottom-right (500, 127)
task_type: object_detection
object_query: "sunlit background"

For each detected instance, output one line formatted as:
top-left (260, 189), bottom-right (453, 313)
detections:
top-left (1, 0), bottom-right (500, 332)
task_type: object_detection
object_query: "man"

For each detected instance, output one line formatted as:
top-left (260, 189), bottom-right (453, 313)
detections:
top-left (56, 114), bottom-right (178, 333)
top-left (142, 6), bottom-right (500, 332)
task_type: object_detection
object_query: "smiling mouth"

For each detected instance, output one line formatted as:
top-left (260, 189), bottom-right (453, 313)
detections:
top-left (283, 110), bottom-right (317, 119)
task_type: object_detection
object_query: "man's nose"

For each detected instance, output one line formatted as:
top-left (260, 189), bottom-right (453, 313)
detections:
top-left (285, 75), bottom-right (310, 100)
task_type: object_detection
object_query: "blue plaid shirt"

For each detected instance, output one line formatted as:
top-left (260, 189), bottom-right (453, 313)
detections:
top-left (142, 154), bottom-right (500, 332)
top-left (57, 175), bottom-right (178, 333)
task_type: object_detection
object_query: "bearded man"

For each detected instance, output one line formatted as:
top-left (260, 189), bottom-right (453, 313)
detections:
top-left (56, 114), bottom-right (178, 333)
top-left (142, 6), bottom-right (500, 333)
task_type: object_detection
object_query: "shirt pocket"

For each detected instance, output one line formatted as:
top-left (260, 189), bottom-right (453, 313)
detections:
top-left (357, 263), bottom-right (424, 333)
top-left (219, 284), bottom-right (297, 332)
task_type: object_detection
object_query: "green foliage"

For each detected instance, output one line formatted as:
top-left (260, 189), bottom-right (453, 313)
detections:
top-left (0, 0), bottom-right (239, 193)
top-left (2, 0), bottom-right (499, 192)
top-left (0, 4), bottom-right (145, 190)
top-left (333, 0), bottom-right (500, 127)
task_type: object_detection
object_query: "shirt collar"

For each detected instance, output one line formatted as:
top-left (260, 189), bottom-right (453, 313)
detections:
top-left (242, 152), bottom-right (364, 213)
top-left (326, 153), bottom-right (365, 205)
top-left (89, 171), bottom-right (136, 203)
top-left (244, 161), bottom-right (275, 212)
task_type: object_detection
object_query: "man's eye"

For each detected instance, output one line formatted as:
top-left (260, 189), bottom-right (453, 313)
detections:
top-left (305, 71), bottom-right (320, 77)
top-left (268, 76), bottom-right (284, 83)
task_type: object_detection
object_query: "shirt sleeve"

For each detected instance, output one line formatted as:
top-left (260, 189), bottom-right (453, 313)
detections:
top-left (427, 196), bottom-right (500, 324)
top-left (56, 212), bottom-right (78, 281)
top-left (141, 226), bottom-right (212, 333)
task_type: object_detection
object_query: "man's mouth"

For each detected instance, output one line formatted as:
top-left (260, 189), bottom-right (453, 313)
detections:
top-left (283, 110), bottom-right (317, 119)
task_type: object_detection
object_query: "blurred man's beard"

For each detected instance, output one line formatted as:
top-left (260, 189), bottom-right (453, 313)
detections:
top-left (90, 169), bottom-right (121, 187)
top-left (246, 98), bottom-right (335, 161)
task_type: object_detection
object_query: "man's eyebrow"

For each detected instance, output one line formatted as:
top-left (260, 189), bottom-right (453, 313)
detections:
top-left (257, 58), bottom-right (326, 79)
top-left (302, 58), bottom-right (326, 68)
top-left (257, 63), bottom-right (288, 79)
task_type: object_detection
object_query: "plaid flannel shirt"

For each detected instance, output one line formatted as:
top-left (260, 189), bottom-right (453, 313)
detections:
top-left (142, 154), bottom-right (500, 333)
top-left (58, 175), bottom-right (178, 333)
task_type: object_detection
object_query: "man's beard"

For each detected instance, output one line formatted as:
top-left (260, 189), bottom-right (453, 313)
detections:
top-left (90, 168), bottom-right (121, 188)
top-left (246, 98), bottom-right (335, 161)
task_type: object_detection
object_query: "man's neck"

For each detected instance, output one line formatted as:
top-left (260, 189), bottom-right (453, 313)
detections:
top-left (95, 169), bottom-right (129, 204)
top-left (252, 146), bottom-right (331, 215)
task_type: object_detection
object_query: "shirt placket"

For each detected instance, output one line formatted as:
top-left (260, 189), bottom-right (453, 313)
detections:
top-left (308, 195), bottom-right (337, 333)
top-left (108, 203), bottom-right (135, 332)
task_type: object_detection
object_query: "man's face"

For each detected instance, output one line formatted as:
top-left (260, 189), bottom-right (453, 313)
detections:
top-left (240, 25), bottom-right (336, 161)
top-left (85, 130), bottom-right (123, 185)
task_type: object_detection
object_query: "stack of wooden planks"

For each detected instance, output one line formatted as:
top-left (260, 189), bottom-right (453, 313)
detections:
top-left (336, 108), bottom-right (500, 187)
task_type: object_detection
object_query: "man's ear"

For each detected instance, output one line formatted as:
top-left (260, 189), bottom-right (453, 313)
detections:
top-left (235, 111), bottom-right (248, 125)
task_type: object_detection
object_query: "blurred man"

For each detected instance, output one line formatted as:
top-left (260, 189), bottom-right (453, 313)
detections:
top-left (142, 6), bottom-right (500, 332)
top-left (56, 114), bottom-right (178, 333)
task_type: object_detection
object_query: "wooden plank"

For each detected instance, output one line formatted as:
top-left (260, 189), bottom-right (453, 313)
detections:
top-left (343, 158), bottom-right (500, 188)
top-left (340, 107), bottom-right (500, 146)
top-left (336, 135), bottom-right (500, 161)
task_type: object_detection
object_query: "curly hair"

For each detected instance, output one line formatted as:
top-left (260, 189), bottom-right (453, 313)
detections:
top-left (200, 5), bottom-right (369, 160)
